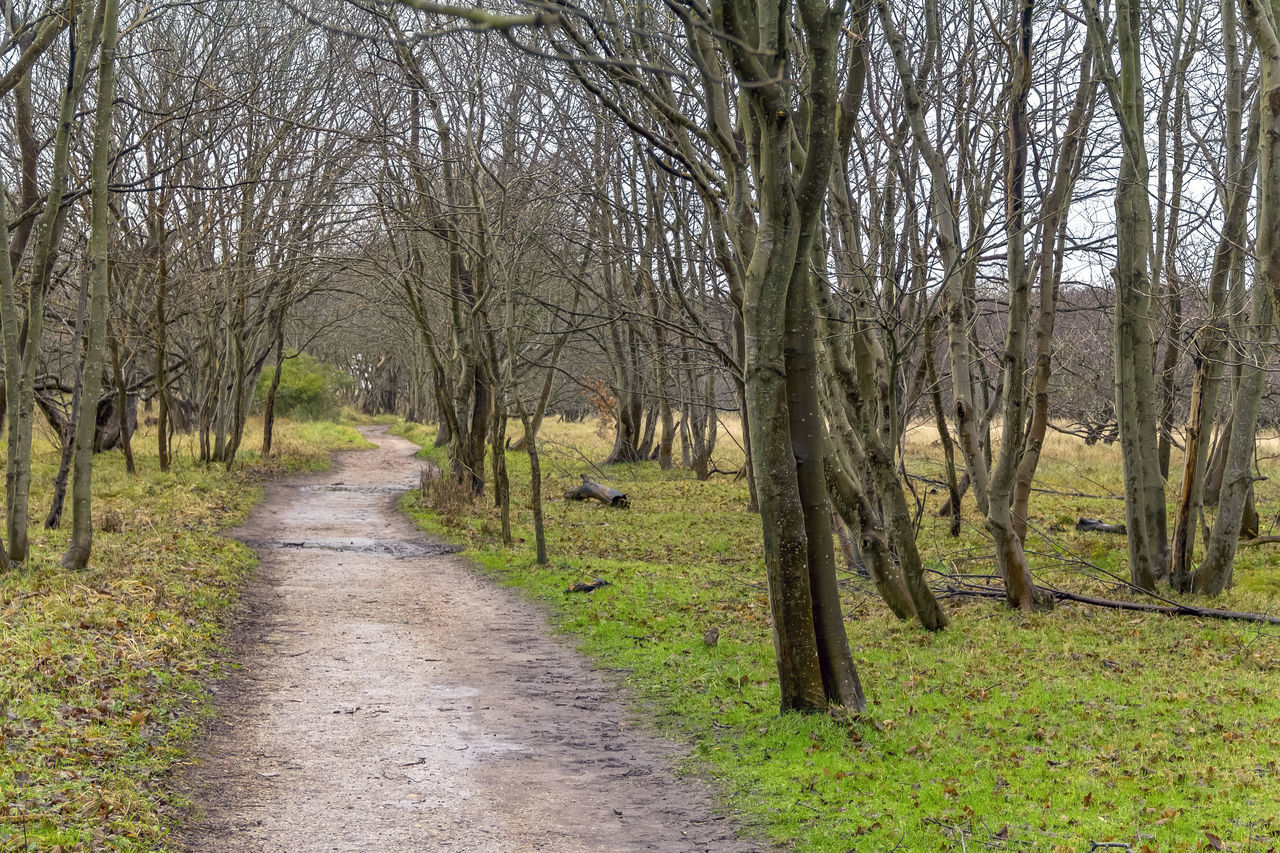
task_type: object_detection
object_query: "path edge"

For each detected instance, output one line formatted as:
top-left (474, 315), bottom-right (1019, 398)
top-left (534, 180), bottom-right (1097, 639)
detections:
top-left (390, 429), bottom-right (774, 851)
top-left (159, 426), bottom-right (382, 849)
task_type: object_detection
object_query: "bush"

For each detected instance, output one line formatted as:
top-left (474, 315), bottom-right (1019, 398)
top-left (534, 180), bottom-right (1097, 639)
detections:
top-left (254, 352), bottom-right (354, 421)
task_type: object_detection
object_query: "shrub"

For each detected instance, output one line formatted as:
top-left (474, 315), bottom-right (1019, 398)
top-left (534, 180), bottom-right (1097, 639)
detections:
top-left (254, 352), bottom-right (354, 421)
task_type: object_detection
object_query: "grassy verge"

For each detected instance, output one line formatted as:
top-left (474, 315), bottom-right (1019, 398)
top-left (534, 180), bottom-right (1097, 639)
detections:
top-left (395, 418), bottom-right (1280, 851)
top-left (0, 419), bottom-right (372, 852)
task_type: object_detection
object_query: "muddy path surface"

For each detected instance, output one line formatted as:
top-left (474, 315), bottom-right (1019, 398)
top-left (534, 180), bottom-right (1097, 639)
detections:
top-left (177, 426), bottom-right (764, 853)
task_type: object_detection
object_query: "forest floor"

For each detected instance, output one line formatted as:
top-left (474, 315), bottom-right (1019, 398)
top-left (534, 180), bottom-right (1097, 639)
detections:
top-left (394, 418), bottom-right (1280, 852)
top-left (176, 426), bottom-right (761, 852)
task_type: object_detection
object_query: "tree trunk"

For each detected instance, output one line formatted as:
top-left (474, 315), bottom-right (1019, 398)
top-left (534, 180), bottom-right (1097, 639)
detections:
top-left (491, 389), bottom-right (512, 545)
top-left (605, 390), bottom-right (645, 463)
top-left (1172, 0), bottom-right (1255, 589)
top-left (879, 0), bottom-right (989, 521)
top-left (1085, 0), bottom-right (1167, 590)
top-left (155, 249), bottom-right (170, 472)
top-left (824, 453), bottom-right (915, 621)
top-left (0, 5), bottom-right (94, 563)
top-left (1196, 0), bottom-right (1280, 595)
top-left (63, 0), bottom-right (119, 570)
top-left (433, 363), bottom-right (452, 447)
top-left (1012, 43), bottom-right (1096, 542)
top-left (262, 323), bottom-right (285, 456)
top-left (458, 367), bottom-right (490, 494)
top-left (108, 329), bottom-right (135, 475)
top-left (1194, 288), bottom-right (1270, 594)
top-left (924, 320), bottom-right (961, 536)
top-left (222, 282), bottom-right (249, 470)
top-left (985, 0), bottom-right (1047, 611)
top-left (784, 262), bottom-right (864, 708)
top-left (46, 268), bottom-right (91, 531)
top-left (726, 0), bottom-right (867, 712)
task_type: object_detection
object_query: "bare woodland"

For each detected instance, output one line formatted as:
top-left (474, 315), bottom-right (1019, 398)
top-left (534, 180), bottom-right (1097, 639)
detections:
top-left (4, 0), bottom-right (1280, 714)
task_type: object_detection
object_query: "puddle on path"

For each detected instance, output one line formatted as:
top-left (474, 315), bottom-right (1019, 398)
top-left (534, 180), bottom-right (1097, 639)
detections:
top-left (301, 484), bottom-right (410, 494)
top-left (240, 537), bottom-right (462, 558)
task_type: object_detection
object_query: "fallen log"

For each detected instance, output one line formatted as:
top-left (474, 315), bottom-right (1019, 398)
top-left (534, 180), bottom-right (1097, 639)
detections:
top-left (565, 578), bottom-right (611, 593)
top-left (1076, 517), bottom-right (1126, 534)
top-left (564, 475), bottom-right (629, 508)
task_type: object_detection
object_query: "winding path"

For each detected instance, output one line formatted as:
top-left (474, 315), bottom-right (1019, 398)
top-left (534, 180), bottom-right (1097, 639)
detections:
top-left (177, 426), bottom-right (761, 852)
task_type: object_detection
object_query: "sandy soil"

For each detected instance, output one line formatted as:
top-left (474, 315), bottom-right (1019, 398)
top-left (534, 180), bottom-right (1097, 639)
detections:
top-left (176, 426), bottom-right (764, 852)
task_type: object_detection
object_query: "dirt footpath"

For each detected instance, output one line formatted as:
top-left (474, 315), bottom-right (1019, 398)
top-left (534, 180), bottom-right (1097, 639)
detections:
top-left (177, 426), bottom-right (763, 853)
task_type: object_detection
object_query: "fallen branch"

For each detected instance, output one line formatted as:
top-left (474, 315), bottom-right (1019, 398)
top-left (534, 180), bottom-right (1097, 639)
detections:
top-left (2, 813), bottom-right (58, 824)
top-left (1240, 535), bottom-right (1280, 547)
top-left (941, 584), bottom-right (1280, 626)
top-left (907, 472), bottom-right (1122, 501)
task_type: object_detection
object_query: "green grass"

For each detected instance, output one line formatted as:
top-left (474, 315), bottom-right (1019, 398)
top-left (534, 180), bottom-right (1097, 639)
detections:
top-left (0, 418), bottom-right (371, 853)
top-left (397, 418), bottom-right (1280, 851)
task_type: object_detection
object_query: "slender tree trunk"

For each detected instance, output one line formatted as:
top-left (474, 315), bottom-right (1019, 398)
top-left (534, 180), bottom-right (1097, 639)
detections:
top-left (432, 362), bottom-right (452, 447)
top-left (657, 397), bottom-right (675, 470)
top-left (155, 253), bottom-right (170, 472)
top-left (985, 0), bottom-right (1046, 611)
top-left (491, 388), bottom-right (511, 545)
top-left (108, 329), bottom-right (135, 475)
top-left (1195, 285), bottom-right (1271, 594)
top-left (528, 433), bottom-right (547, 564)
top-left (1172, 156), bottom-right (1255, 585)
top-left (262, 321), bottom-right (284, 456)
top-left (460, 368), bottom-right (490, 494)
top-left (879, 0), bottom-right (990, 519)
top-left (1085, 0), bottom-right (1166, 590)
top-left (1197, 0), bottom-right (1280, 594)
top-left (1011, 44), bottom-right (1096, 542)
top-left (925, 320), bottom-right (961, 536)
top-left (2, 4), bottom-right (93, 562)
top-left (63, 0), bottom-right (119, 569)
top-left (46, 268), bottom-right (90, 531)
top-left (1172, 0), bottom-right (1255, 589)
top-left (222, 284), bottom-right (248, 470)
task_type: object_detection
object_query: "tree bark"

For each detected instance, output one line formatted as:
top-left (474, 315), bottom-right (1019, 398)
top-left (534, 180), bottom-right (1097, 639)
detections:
top-left (63, 0), bottom-right (119, 570)
top-left (108, 327), bottom-right (135, 475)
top-left (1011, 43), bottom-right (1096, 543)
top-left (262, 321), bottom-right (285, 457)
top-left (726, 0), bottom-right (866, 712)
top-left (985, 0), bottom-right (1047, 611)
top-left (2, 3), bottom-right (94, 562)
top-left (1196, 0), bottom-right (1280, 594)
top-left (1172, 2), bottom-right (1257, 589)
top-left (155, 241), bottom-right (171, 472)
top-left (924, 320), bottom-right (961, 536)
top-left (1085, 0), bottom-right (1167, 590)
